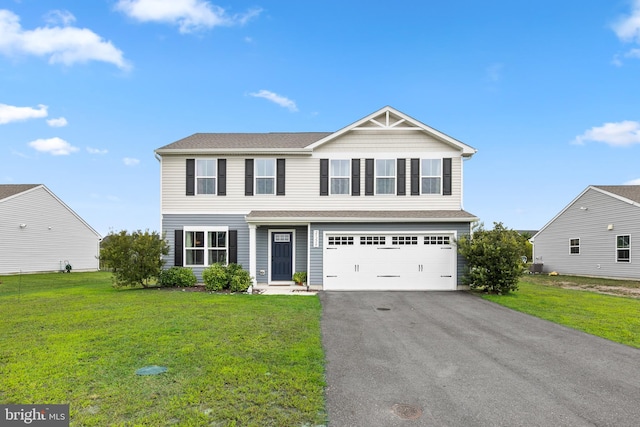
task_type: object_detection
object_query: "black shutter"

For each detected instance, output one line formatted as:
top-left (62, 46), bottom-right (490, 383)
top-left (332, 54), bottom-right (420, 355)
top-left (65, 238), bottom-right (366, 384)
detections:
top-left (351, 159), bottom-right (360, 196)
top-left (320, 159), bottom-right (329, 196)
top-left (410, 158), bottom-right (420, 196)
top-left (245, 159), bottom-right (254, 196)
top-left (186, 159), bottom-right (195, 196)
top-left (228, 230), bottom-right (238, 264)
top-left (443, 158), bottom-right (452, 196)
top-left (276, 158), bottom-right (286, 196)
top-left (397, 158), bottom-right (406, 196)
top-left (365, 159), bottom-right (374, 196)
top-left (217, 159), bottom-right (226, 196)
top-left (174, 229), bottom-right (183, 266)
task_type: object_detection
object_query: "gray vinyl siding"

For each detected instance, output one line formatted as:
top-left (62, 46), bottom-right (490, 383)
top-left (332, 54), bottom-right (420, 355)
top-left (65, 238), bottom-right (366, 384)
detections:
top-left (533, 188), bottom-right (640, 279)
top-left (308, 222), bottom-right (471, 287)
top-left (162, 214), bottom-right (249, 281)
top-left (0, 187), bottom-right (100, 274)
top-left (255, 225), bottom-right (308, 284)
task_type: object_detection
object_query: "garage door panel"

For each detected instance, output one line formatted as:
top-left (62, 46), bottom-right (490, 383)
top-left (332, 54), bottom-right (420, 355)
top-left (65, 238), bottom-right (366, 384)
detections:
top-left (323, 233), bottom-right (456, 291)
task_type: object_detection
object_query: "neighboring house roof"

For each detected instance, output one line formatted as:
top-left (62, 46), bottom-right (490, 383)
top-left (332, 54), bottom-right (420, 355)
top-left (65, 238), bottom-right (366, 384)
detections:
top-left (246, 210), bottom-right (478, 224)
top-left (592, 185), bottom-right (640, 204)
top-left (532, 185), bottom-right (640, 241)
top-left (0, 184), bottom-right (101, 238)
top-left (0, 184), bottom-right (40, 201)
top-left (155, 106), bottom-right (477, 157)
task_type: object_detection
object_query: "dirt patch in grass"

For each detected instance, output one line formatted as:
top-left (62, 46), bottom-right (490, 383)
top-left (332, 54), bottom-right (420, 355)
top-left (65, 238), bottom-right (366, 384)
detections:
top-left (524, 274), bottom-right (640, 299)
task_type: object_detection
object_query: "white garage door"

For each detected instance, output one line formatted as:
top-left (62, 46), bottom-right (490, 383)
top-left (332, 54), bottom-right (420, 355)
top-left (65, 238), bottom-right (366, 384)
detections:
top-left (323, 233), bottom-right (456, 291)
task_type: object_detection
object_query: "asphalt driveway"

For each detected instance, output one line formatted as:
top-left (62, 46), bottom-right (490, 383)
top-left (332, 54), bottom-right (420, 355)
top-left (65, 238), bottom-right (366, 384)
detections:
top-left (320, 291), bottom-right (640, 426)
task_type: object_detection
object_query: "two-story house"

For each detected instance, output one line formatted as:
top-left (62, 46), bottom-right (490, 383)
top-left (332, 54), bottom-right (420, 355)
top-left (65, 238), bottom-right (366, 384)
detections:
top-left (155, 106), bottom-right (477, 291)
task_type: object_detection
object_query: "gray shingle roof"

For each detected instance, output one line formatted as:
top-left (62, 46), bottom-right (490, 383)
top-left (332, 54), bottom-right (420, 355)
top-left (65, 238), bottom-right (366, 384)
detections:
top-left (0, 184), bottom-right (40, 201)
top-left (594, 185), bottom-right (640, 204)
top-left (246, 210), bottom-right (477, 221)
top-left (156, 132), bottom-right (332, 151)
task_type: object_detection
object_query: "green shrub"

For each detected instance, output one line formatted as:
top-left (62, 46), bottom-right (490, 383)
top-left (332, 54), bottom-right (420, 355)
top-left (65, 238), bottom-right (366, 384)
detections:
top-left (457, 222), bottom-right (528, 294)
top-left (202, 263), bottom-right (228, 291)
top-left (158, 267), bottom-right (197, 288)
top-left (202, 263), bottom-right (252, 292)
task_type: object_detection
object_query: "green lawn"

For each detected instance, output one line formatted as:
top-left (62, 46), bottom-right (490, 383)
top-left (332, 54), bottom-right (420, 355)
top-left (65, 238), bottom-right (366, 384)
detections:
top-left (482, 275), bottom-right (640, 349)
top-left (0, 272), bottom-right (326, 426)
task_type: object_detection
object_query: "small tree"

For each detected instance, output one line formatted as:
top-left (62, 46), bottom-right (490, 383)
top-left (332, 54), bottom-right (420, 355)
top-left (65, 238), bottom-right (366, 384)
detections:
top-left (457, 222), bottom-right (528, 294)
top-left (100, 229), bottom-right (169, 288)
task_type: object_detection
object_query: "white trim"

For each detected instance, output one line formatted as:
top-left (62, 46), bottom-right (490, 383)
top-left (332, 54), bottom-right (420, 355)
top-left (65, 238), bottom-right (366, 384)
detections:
top-left (268, 229), bottom-right (296, 284)
top-left (255, 158), bottom-right (276, 195)
top-left (194, 158), bottom-right (217, 195)
top-left (329, 159), bottom-right (351, 196)
top-left (183, 226), bottom-right (229, 267)
top-left (249, 224), bottom-right (257, 286)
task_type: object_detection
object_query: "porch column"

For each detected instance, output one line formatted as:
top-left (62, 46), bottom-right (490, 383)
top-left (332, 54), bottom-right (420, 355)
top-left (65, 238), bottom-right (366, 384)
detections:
top-left (248, 223), bottom-right (257, 286)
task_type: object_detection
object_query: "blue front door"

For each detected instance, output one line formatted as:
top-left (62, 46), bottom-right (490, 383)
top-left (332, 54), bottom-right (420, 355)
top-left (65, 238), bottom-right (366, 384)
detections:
top-left (272, 232), bottom-right (293, 281)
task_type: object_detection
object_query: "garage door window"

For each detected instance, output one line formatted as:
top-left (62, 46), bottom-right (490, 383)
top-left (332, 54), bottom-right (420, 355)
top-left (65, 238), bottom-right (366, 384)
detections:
top-left (424, 236), bottom-right (450, 245)
top-left (328, 236), bottom-right (354, 245)
top-left (392, 236), bottom-right (418, 245)
top-left (361, 236), bottom-right (385, 245)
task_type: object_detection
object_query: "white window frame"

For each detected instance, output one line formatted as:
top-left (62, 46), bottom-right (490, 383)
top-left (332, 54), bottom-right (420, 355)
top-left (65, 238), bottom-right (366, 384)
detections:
top-left (421, 158), bottom-right (442, 195)
top-left (184, 226), bottom-right (229, 267)
top-left (329, 159), bottom-right (351, 195)
top-left (616, 235), bottom-right (631, 263)
top-left (196, 159), bottom-right (216, 195)
top-left (570, 238), bottom-right (580, 255)
top-left (255, 158), bottom-right (276, 195)
top-left (375, 159), bottom-right (396, 195)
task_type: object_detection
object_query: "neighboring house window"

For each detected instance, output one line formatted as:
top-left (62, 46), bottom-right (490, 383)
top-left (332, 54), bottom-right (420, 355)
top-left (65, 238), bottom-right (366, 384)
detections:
top-left (421, 159), bottom-right (441, 194)
top-left (196, 159), bottom-right (216, 194)
top-left (184, 228), bottom-right (228, 266)
top-left (617, 235), bottom-right (630, 263)
top-left (255, 159), bottom-right (275, 195)
top-left (375, 159), bottom-right (395, 194)
top-left (570, 238), bottom-right (580, 254)
top-left (330, 160), bottom-right (350, 195)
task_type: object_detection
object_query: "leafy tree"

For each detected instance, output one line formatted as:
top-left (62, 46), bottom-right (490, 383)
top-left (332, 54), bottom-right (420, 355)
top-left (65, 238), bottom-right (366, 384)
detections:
top-left (100, 230), bottom-right (169, 288)
top-left (457, 222), bottom-right (528, 294)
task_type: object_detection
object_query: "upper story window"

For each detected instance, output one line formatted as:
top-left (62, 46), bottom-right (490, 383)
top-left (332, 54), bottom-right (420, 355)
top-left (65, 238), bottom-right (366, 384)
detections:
top-left (255, 159), bottom-right (275, 195)
top-left (376, 159), bottom-right (395, 195)
top-left (617, 235), bottom-right (630, 263)
top-left (330, 160), bottom-right (350, 195)
top-left (196, 159), bottom-right (216, 194)
top-left (570, 238), bottom-right (580, 254)
top-left (421, 159), bottom-right (441, 194)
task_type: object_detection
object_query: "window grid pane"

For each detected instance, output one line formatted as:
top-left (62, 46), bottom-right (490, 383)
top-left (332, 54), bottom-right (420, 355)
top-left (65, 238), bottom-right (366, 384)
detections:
top-left (617, 235), bottom-right (630, 262)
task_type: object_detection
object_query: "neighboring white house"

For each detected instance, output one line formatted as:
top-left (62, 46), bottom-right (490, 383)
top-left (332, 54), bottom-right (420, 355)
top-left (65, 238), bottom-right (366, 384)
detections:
top-left (155, 106), bottom-right (478, 290)
top-left (531, 185), bottom-right (640, 280)
top-left (0, 184), bottom-right (101, 274)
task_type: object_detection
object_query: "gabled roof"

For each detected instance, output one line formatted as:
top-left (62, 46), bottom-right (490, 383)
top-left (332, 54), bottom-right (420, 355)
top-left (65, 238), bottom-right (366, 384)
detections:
top-left (0, 184), bottom-right (40, 201)
top-left (307, 106), bottom-right (477, 157)
top-left (532, 185), bottom-right (640, 241)
top-left (0, 184), bottom-right (101, 238)
top-left (155, 106), bottom-right (476, 157)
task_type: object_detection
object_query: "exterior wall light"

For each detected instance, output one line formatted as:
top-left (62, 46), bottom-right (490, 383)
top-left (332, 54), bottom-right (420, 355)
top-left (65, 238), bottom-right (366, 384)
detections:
top-left (19, 223), bottom-right (27, 228)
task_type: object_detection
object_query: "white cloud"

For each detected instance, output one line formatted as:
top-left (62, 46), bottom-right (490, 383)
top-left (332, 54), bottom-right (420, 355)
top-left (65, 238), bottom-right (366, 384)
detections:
top-left (87, 147), bottom-right (108, 155)
top-left (115, 0), bottom-right (262, 34)
top-left (572, 121), bottom-right (640, 147)
top-left (0, 9), bottom-right (130, 70)
top-left (0, 103), bottom-right (48, 124)
top-left (123, 157), bottom-right (140, 166)
top-left (28, 137), bottom-right (79, 155)
top-left (249, 90), bottom-right (298, 112)
top-left (44, 10), bottom-right (76, 26)
top-left (47, 117), bottom-right (67, 127)
top-left (624, 178), bottom-right (640, 185)
top-left (612, 0), bottom-right (640, 64)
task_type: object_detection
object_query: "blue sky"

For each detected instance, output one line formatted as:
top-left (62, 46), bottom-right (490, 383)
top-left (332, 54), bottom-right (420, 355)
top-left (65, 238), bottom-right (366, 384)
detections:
top-left (2, 0), bottom-right (640, 237)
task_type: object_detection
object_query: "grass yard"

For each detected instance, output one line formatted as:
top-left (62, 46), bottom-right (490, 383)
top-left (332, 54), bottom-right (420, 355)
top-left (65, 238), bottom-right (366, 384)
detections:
top-left (0, 272), bottom-right (326, 426)
top-left (482, 274), bottom-right (640, 349)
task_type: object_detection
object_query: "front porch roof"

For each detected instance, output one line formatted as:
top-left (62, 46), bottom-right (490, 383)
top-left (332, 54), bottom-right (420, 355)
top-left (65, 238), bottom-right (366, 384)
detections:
top-left (245, 210), bottom-right (478, 225)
